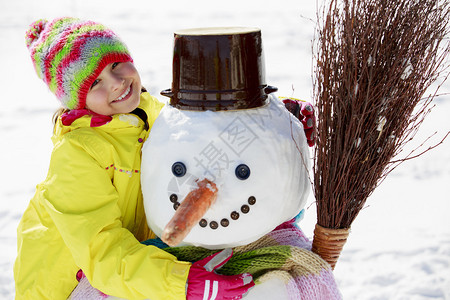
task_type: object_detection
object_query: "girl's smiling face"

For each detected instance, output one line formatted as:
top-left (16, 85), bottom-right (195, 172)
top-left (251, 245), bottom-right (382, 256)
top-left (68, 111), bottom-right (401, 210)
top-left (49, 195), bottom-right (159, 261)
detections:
top-left (85, 62), bottom-right (142, 116)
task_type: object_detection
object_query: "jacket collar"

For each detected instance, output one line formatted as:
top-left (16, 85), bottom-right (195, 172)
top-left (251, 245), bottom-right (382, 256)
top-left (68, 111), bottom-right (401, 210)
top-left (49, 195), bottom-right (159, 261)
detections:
top-left (53, 93), bottom-right (152, 140)
top-left (61, 109), bottom-right (113, 127)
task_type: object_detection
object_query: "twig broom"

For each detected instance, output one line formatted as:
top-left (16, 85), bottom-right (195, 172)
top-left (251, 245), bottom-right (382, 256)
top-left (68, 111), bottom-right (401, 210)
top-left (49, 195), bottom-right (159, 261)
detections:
top-left (311, 0), bottom-right (450, 269)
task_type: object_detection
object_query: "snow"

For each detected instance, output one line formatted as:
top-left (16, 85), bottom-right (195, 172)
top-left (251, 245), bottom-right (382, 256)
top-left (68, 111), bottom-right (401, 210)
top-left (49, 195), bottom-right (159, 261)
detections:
top-left (0, 0), bottom-right (449, 299)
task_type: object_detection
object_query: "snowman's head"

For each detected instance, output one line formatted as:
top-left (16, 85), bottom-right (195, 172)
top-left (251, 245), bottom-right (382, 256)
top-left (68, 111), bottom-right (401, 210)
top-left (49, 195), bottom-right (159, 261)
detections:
top-left (141, 95), bottom-right (311, 249)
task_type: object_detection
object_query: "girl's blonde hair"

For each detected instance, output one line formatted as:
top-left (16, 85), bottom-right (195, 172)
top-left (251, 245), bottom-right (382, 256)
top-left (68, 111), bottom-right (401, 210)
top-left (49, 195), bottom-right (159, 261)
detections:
top-left (52, 107), bottom-right (69, 128)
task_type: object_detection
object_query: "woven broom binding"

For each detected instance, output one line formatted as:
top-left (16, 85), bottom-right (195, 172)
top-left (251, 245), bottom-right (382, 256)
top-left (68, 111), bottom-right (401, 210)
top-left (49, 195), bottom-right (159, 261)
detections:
top-left (311, 224), bottom-right (350, 270)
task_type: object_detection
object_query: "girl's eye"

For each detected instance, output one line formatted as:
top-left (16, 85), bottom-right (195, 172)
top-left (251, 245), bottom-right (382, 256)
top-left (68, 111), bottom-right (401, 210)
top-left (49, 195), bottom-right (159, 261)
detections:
top-left (172, 162), bottom-right (187, 177)
top-left (90, 79), bottom-right (100, 89)
top-left (235, 164), bottom-right (250, 180)
top-left (112, 62), bottom-right (120, 69)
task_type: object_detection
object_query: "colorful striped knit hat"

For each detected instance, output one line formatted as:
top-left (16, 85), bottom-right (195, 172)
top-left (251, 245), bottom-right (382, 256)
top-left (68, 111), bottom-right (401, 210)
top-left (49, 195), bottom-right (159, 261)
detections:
top-left (25, 17), bottom-right (133, 110)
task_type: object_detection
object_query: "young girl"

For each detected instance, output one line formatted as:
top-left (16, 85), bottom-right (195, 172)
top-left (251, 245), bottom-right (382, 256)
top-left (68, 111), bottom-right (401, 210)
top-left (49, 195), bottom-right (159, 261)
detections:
top-left (14, 17), bottom-right (254, 300)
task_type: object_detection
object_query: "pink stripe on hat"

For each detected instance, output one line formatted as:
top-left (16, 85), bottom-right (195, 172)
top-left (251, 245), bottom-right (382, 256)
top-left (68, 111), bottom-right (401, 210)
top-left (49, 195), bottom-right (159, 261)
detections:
top-left (54, 29), bottom-right (116, 102)
top-left (25, 17), bottom-right (132, 110)
top-left (42, 21), bottom-right (92, 87)
top-left (76, 52), bottom-right (133, 109)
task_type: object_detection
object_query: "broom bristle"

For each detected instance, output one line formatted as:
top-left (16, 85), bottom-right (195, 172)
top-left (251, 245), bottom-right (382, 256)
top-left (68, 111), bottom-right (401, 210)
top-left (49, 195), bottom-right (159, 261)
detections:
top-left (313, 0), bottom-right (450, 231)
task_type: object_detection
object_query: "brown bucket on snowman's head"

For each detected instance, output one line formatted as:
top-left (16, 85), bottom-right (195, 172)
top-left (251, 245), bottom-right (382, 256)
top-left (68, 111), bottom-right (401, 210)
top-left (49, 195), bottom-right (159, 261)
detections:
top-left (161, 27), bottom-right (277, 111)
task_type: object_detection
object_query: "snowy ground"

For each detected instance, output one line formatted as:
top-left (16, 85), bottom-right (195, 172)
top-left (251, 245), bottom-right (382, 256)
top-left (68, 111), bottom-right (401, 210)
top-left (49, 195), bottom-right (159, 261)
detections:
top-left (1, 0), bottom-right (449, 299)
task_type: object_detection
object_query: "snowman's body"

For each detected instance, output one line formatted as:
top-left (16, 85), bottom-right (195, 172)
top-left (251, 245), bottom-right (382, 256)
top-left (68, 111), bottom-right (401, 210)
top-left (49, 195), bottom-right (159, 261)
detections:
top-left (107, 287), bottom-right (287, 300)
top-left (69, 96), bottom-right (341, 300)
top-left (243, 277), bottom-right (289, 300)
top-left (140, 94), bottom-right (311, 299)
top-left (68, 26), bottom-right (341, 300)
top-left (107, 282), bottom-right (287, 300)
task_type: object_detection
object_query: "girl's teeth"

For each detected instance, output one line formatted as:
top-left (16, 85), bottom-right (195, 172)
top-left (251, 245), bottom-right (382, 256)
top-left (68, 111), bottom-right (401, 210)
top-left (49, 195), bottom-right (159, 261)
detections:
top-left (115, 86), bottom-right (131, 101)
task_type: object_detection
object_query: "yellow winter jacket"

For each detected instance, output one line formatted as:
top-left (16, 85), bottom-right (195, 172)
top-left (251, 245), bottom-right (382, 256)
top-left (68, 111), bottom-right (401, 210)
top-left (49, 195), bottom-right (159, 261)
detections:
top-left (14, 93), bottom-right (191, 300)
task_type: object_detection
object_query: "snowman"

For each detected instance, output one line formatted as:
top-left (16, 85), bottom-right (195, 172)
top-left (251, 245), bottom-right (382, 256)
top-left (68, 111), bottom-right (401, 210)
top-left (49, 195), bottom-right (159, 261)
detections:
top-left (141, 28), bottom-right (341, 300)
top-left (69, 27), bottom-right (341, 300)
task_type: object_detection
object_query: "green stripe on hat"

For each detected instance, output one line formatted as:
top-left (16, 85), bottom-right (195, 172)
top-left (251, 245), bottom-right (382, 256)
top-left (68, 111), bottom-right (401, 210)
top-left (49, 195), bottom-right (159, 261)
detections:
top-left (26, 17), bottom-right (133, 110)
top-left (32, 18), bottom-right (78, 80)
top-left (48, 23), bottom-right (107, 92)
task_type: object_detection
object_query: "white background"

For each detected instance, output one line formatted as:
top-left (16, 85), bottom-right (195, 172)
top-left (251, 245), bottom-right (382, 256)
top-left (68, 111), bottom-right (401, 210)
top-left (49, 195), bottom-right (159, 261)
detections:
top-left (0, 0), bottom-right (449, 299)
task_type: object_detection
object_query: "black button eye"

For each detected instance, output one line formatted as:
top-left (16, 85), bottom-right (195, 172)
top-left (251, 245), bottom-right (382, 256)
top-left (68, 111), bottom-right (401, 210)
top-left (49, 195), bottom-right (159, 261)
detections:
top-left (172, 162), bottom-right (186, 177)
top-left (235, 164), bottom-right (250, 180)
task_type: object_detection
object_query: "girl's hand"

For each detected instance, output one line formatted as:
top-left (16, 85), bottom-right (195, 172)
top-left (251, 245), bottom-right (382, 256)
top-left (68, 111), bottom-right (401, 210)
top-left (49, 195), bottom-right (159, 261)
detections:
top-left (186, 249), bottom-right (254, 300)
top-left (281, 98), bottom-right (316, 147)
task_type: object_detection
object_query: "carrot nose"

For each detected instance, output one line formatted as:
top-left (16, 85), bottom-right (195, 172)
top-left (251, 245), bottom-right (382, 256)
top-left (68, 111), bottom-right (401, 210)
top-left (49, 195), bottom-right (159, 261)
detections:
top-left (161, 178), bottom-right (218, 246)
